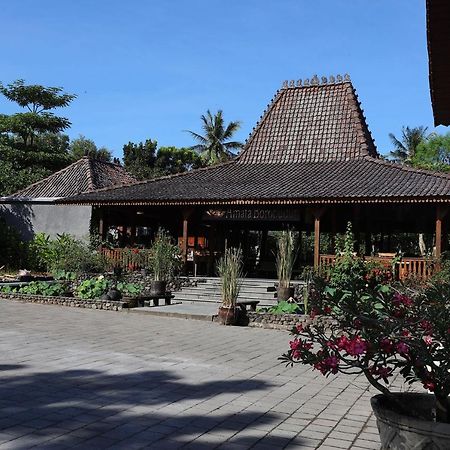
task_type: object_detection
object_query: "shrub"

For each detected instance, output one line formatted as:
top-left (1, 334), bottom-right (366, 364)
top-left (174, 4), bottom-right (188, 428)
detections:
top-left (116, 281), bottom-right (141, 297)
top-left (149, 229), bottom-right (181, 281)
top-left (28, 233), bottom-right (107, 274)
top-left (1, 281), bottom-right (66, 296)
top-left (217, 247), bottom-right (243, 308)
top-left (0, 218), bottom-right (27, 269)
top-left (265, 300), bottom-right (302, 315)
top-left (282, 280), bottom-right (450, 423)
top-left (75, 276), bottom-right (109, 299)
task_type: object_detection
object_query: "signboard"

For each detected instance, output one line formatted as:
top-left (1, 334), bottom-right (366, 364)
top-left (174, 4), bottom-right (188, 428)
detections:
top-left (203, 207), bottom-right (301, 222)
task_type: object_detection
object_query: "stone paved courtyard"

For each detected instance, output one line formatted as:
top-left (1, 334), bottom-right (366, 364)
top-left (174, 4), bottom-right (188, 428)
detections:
top-left (0, 301), bottom-right (382, 449)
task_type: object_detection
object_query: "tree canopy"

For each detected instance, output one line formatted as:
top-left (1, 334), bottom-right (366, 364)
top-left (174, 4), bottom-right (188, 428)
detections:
top-left (388, 126), bottom-right (429, 163)
top-left (122, 140), bottom-right (205, 180)
top-left (69, 135), bottom-right (112, 162)
top-left (186, 110), bottom-right (243, 165)
top-left (412, 132), bottom-right (450, 172)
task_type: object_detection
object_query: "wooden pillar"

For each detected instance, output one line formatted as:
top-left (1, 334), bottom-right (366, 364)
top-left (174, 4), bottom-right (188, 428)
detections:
top-left (314, 215), bottom-right (320, 269)
top-left (435, 206), bottom-right (449, 272)
top-left (182, 216), bottom-right (189, 263)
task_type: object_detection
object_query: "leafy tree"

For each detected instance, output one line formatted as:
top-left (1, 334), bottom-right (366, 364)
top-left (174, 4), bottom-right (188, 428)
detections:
top-left (69, 135), bottom-right (112, 162)
top-left (0, 79), bottom-right (76, 148)
top-left (411, 132), bottom-right (450, 172)
top-left (0, 79), bottom-right (76, 195)
top-left (186, 110), bottom-right (243, 165)
top-left (389, 126), bottom-right (429, 163)
top-left (155, 146), bottom-right (203, 174)
top-left (122, 139), bottom-right (158, 180)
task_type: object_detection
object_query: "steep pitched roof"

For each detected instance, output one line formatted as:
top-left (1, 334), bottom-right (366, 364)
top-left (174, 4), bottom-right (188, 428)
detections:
top-left (238, 75), bottom-right (378, 164)
top-left (59, 75), bottom-right (450, 206)
top-left (6, 157), bottom-right (137, 200)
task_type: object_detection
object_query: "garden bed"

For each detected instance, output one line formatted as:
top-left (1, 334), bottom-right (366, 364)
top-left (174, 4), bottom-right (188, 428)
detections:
top-left (0, 292), bottom-right (138, 311)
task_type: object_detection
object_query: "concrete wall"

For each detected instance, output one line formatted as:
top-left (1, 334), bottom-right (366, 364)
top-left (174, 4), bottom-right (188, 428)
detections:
top-left (0, 202), bottom-right (92, 241)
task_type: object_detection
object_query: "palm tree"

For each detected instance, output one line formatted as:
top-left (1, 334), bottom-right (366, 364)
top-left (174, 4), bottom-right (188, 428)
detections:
top-left (389, 126), bottom-right (429, 163)
top-left (186, 110), bottom-right (243, 165)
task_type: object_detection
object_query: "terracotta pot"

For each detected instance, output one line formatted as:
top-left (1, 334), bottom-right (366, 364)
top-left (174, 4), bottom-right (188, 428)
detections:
top-left (217, 306), bottom-right (239, 326)
top-left (150, 280), bottom-right (167, 296)
top-left (371, 393), bottom-right (450, 449)
top-left (277, 286), bottom-right (295, 302)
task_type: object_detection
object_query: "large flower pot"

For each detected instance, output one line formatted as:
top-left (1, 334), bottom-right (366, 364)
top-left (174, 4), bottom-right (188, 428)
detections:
top-left (371, 393), bottom-right (450, 449)
top-left (277, 286), bottom-right (295, 302)
top-left (150, 281), bottom-right (167, 296)
top-left (217, 306), bottom-right (239, 326)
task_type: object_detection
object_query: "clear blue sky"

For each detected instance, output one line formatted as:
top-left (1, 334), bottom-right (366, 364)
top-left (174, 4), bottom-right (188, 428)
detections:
top-left (0, 0), bottom-right (443, 158)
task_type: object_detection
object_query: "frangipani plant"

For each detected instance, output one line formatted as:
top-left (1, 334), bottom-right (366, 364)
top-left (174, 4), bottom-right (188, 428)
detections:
top-left (282, 280), bottom-right (450, 423)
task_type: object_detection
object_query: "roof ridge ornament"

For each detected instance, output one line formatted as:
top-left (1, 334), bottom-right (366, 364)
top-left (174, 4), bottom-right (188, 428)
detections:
top-left (336, 74), bottom-right (343, 82)
top-left (344, 73), bottom-right (351, 82)
top-left (281, 73), bottom-right (352, 89)
top-left (311, 75), bottom-right (319, 85)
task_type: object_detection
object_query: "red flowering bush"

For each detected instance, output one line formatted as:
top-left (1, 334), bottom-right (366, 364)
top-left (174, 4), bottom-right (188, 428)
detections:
top-left (282, 281), bottom-right (450, 423)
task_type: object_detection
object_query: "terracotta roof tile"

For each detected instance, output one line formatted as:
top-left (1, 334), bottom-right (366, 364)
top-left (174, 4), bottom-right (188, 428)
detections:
top-left (6, 157), bottom-right (137, 199)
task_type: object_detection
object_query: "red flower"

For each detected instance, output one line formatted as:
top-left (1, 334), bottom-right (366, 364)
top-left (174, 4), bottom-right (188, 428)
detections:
top-left (423, 335), bottom-right (433, 346)
top-left (423, 380), bottom-right (436, 392)
top-left (380, 338), bottom-right (394, 354)
top-left (345, 336), bottom-right (367, 356)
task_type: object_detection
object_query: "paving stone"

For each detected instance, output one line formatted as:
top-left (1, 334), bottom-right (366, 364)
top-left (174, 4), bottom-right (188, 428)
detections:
top-left (0, 301), bottom-right (383, 450)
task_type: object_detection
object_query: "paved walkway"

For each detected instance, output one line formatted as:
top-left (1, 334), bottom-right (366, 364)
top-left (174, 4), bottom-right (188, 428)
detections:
top-left (0, 301), bottom-right (382, 449)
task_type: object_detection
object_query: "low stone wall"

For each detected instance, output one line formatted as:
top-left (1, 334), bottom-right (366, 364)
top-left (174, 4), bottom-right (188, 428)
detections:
top-left (0, 292), bottom-right (136, 311)
top-left (246, 312), bottom-right (305, 330)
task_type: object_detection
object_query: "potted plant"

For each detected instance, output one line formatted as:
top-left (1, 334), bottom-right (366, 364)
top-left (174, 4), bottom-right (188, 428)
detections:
top-left (281, 277), bottom-right (450, 449)
top-left (148, 229), bottom-right (181, 296)
top-left (276, 230), bottom-right (297, 302)
top-left (217, 247), bottom-right (243, 326)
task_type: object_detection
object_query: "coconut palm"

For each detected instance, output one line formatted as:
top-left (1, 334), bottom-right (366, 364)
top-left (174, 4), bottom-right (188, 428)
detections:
top-left (186, 110), bottom-right (243, 165)
top-left (389, 126), bottom-right (429, 163)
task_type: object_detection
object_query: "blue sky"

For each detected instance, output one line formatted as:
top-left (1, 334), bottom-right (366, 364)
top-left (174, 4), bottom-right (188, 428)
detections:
top-left (0, 0), bottom-right (441, 158)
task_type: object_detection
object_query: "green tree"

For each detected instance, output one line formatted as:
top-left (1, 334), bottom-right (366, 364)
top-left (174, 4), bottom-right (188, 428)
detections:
top-left (411, 132), bottom-right (450, 172)
top-left (389, 126), bottom-right (429, 163)
top-left (122, 139), bottom-right (158, 180)
top-left (69, 135), bottom-right (112, 162)
top-left (186, 110), bottom-right (243, 165)
top-left (0, 79), bottom-right (76, 148)
top-left (155, 146), bottom-right (203, 174)
top-left (0, 79), bottom-right (76, 195)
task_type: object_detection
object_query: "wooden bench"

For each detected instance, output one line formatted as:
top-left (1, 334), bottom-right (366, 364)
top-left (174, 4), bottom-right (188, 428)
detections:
top-left (138, 294), bottom-right (174, 307)
top-left (236, 300), bottom-right (260, 312)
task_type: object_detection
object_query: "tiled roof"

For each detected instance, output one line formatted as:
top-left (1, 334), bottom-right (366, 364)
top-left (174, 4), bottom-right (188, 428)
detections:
top-left (238, 75), bottom-right (378, 164)
top-left (58, 76), bottom-right (450, 206)
top-left (427, 0), bottom-right (450, 126)
top-left (6, 157), bottom-right (137, 199)
top-left (60, 157), bottom-right (450, 205)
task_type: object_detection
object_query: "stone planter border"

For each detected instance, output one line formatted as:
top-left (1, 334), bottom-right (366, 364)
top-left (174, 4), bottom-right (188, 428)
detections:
top-left (246, 312), bottom-right (305, 330)
top-left (0, 292), bottom-right (138, 311)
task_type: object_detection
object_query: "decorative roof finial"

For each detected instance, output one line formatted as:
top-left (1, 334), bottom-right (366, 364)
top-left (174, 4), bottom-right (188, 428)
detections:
top-left (289, 80), bottom-right (295, 88)
top-left (329, 75), bottom-right (335, 83)
top-left (321, 76), bottom-right (328, 85)
top-left (282, 80), bottom-right (288, 89)
top-left (344, 73), bottom-right (351, 82)
top-left (336, 74), bottom-right (343, 83)
top-left (297, 79), bottom-right (302, 87)
top-left (304, 78), bottom-right (310, 86)
top-left (311, 75), bottom-right (319, 85)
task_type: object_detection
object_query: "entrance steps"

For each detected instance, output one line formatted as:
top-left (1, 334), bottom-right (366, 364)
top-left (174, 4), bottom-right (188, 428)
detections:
top-left (173, 277), bottom-right (290, 307)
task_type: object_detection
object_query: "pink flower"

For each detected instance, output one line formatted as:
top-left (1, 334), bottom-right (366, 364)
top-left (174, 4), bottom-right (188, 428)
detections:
top-left (423, 335), bottom-right (433, 346)
top-left (336, 335), bottom-right (349, 350)
top-left (396, 342), bottom-right (409, 355)
top-left (380, 338), bottom-right (394, 354)
top-left (393, 293), bottom-right (413, 307)
top-left (346, 336), bottom-right (367, 356)
top-left (296, 323), bottom-right (304, 333)
top-left (423, 380), bottom-right (436, 392)
top-left (419, 320), bottom-right (433, 333)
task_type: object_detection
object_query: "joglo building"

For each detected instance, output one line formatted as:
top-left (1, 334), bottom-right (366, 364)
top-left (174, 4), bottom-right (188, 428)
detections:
top-left (61, 75), bottom-right (450, 281)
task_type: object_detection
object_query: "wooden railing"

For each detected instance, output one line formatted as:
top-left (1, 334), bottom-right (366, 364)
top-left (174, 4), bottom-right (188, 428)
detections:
top-left (319, 254), bottom-right (435, 282)
top-left (100, 248), bottom-right (151, 270)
